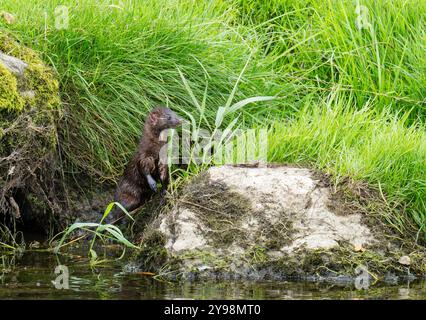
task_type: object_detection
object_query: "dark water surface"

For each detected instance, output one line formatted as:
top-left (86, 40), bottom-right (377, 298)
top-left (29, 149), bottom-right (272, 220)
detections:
top-left (0, 250), bottom-right (425, 300)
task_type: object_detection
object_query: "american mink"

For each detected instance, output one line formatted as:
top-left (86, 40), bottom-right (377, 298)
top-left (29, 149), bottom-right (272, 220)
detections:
top-left (109, 107), bottom-right (181, 223)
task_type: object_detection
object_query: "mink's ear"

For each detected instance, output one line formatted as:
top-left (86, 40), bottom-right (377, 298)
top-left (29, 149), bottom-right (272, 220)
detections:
top-left (149, 112), bottom-right (157, 126)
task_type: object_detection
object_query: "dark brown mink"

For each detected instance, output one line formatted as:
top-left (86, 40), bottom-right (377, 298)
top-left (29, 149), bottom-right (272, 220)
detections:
top-left (108, 107), bottom-right (181, 223)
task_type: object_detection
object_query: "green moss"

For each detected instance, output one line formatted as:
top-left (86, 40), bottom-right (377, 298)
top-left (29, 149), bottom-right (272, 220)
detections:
top-left (0, 33), bottom-right (41, 65)
top-left (0, 63), bottom-right (24, 111)
top-left (0, 32), bottom-right (60, 111)
top-left (245, 245), bottom-right (268, 264)
top-left (251, 242), bottom-right (426, 279)
top-left (180, 250), bottom-right (231, 271)
top-left (130, 235), bottom-right (426, 281)
top-left (23, 63), bottom-right (60, 109)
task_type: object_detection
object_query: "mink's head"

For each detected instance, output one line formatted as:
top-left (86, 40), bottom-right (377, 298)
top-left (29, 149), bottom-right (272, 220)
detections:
top-left (147, 107), bottom-right (182, 131)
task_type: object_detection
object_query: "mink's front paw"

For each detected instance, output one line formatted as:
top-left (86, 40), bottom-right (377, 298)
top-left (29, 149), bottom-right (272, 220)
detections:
top-left (147, 175), bottom-right (157, 192)
top-left (149, 181), bottom-right (157, 192)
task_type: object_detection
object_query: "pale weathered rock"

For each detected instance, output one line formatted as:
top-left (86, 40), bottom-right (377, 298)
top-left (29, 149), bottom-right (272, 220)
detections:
top-left (0, 11), bottom-right (15, 25)
top-left (0, 51), bottom-right (28, 77)
top-left (19, 90), bottom-right (35, 99)
top-left (398, 255), bottom-right (411, 266)
top-left (160, 166), bottom-right (375, 254)
top-left (159, 208), bottom-right (208, 252)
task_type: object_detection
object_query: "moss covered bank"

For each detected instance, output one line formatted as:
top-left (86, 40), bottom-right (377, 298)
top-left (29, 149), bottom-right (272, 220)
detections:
top-left (0, 33), bottom-right (61, 232)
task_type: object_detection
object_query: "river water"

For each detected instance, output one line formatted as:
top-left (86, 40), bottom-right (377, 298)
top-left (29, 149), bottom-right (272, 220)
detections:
top-left (0, 250), bottom-right (425, 300)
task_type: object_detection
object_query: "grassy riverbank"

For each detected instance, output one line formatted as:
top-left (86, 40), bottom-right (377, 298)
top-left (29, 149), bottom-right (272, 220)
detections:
top-left (1, 0), bottom-right (425, 241)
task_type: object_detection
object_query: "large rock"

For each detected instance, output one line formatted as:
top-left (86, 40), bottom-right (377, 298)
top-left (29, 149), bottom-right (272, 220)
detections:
top-left (160, 166), bottom-right (375, 253)
top-left (132, 165), bottom-right (426, 280)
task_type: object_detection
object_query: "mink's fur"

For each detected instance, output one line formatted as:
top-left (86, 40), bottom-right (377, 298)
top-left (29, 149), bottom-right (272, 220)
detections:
top-left (109, 107), bottom-right (181, 223)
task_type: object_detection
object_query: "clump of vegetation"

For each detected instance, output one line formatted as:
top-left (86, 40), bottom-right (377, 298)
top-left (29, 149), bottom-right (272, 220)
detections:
top-left (128, 164), bottom-right (425, 280)
top-left (0, 63), bottom-right (24, 111)
top-left (132, 230), bottom-right (170, 274)
top-left (0, 225), bottom-right (25, 268)
top-left (180, 172), bottom-right (252, 246)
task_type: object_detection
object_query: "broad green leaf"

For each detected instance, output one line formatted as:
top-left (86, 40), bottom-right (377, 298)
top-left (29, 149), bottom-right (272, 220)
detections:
top-left (226, 96), bottom-right (275, 116)
top-left (215, 106), bottom-right (226, 128)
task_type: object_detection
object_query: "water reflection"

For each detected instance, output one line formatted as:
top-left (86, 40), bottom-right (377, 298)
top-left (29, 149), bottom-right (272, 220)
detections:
top-left (0, 251), bottom-right (425, 299)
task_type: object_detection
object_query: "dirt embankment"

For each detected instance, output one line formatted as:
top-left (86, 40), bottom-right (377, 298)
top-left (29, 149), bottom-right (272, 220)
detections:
top-left (129, 165), bottom-right (426, 281)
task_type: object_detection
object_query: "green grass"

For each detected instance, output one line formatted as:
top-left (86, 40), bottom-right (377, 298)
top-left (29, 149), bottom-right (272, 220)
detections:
top-left (0, 0), bottom-right (281, 181)
top-left (232, 0), bottom-right (426, 118)
top-left (1, 0), bottom-right (425, 240)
